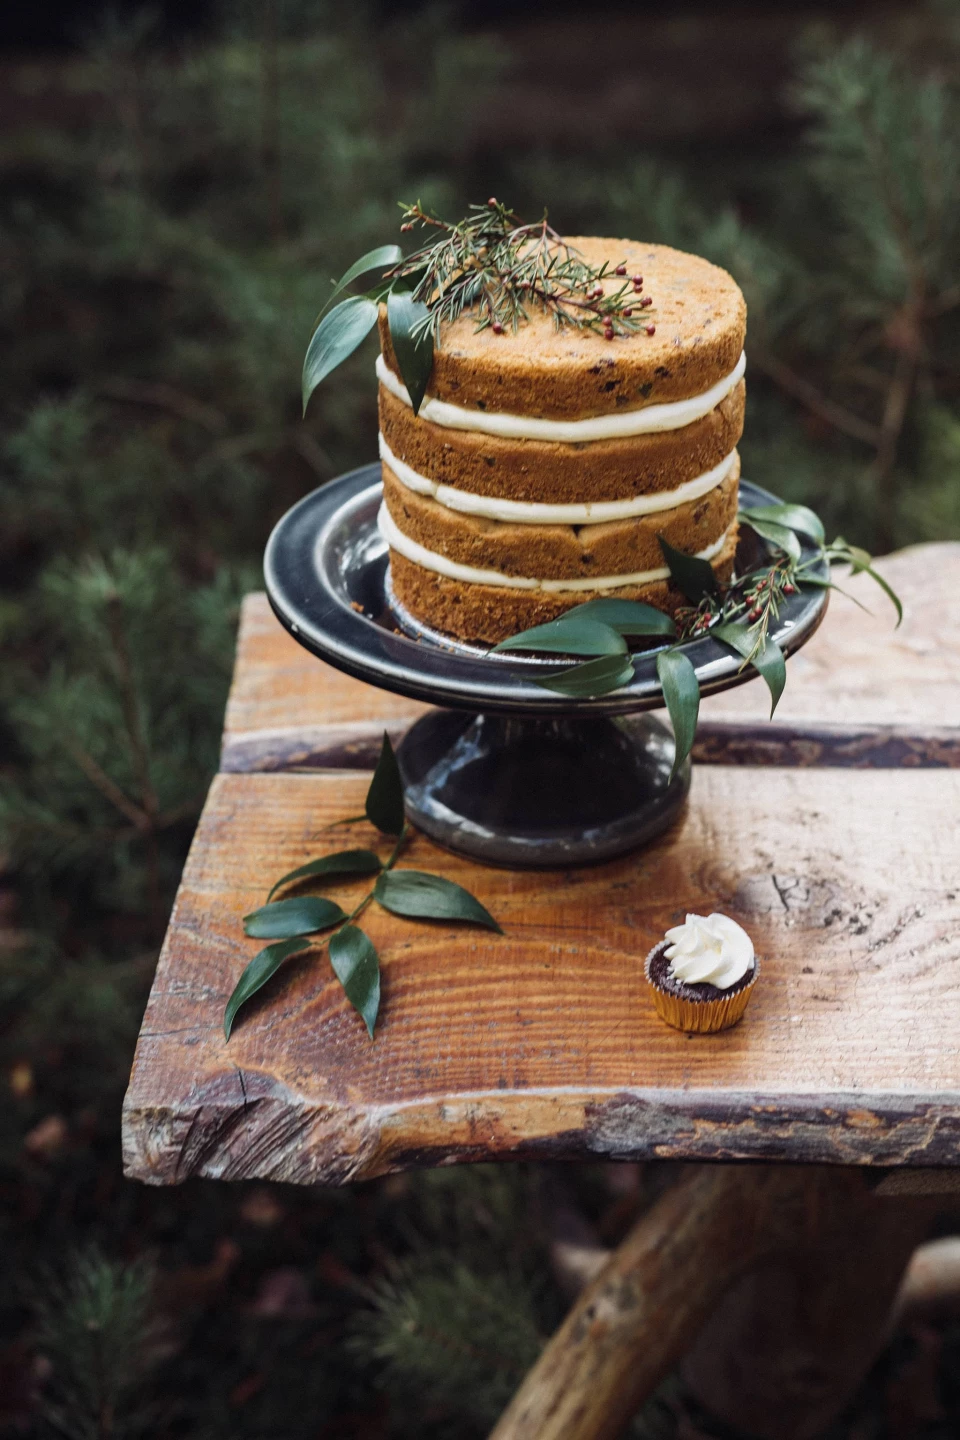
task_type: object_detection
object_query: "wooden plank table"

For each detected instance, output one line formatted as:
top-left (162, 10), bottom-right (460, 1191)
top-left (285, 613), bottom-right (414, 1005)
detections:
top-left (122, 542), bottom-right (960, 1440)
top-left (221, 542), bottom-right (960, 774)
top-left (122, 763), bottom-right (960, 1184)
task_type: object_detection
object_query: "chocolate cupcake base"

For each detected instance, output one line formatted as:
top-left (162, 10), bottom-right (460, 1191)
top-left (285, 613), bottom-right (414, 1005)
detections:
top-left (644, 940), bottom-right (758, 1033)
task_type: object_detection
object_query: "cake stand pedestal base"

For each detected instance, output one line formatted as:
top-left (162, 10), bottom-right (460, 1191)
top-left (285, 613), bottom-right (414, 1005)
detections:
top-left (397, 710), bottom-right (690, 868)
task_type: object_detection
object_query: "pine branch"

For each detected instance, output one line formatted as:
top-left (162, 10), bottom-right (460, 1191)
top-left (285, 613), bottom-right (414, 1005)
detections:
top-left (96, 378), bottom-right (228, 435)
top-left (62, 738), bottom-right (151, 832)
top-left (260, 0), bottom-right (284, 246)
top-left (352, 1259), bottom-right (545, 1428)
top-left (103, 591), bottom-right (159, 827)
top-left (869, 340), bottom-right (921, 553)
top-left (104, 589), bottom-right (163, 934)
top-left (751, 351), bottom-right (881, 447)
top-left (288, 428), bottom-right (333, 478)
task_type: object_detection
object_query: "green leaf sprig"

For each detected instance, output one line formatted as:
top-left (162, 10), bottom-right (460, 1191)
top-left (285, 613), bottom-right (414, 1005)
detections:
top-left (493, 501), bottom-right (902, 779)
top-left (388, 199), bottom-right (657, 344)
top-left (223, 733), bottom-right (501, 1042)
top-left (302, 199), bottom-right (659, 418)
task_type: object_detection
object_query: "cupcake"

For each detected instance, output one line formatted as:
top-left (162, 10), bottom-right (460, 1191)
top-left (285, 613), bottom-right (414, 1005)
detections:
top-left (645, 913), bottom-right (757, 1033)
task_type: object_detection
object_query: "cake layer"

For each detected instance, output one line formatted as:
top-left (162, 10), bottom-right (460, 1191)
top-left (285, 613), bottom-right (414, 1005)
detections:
top-left (378, 379), bottom-right (745, 505)
top-left (376, 351), bottom-right (745, 443)
top-left (389, 535), bottom-right (738, 646)
top-left (382, 453), bottom-right (739, 582)
top-left (379, 503), bottom-right (735, 593)
top-left (377, 239), bottom-right (746, 420)
top-left (380, 434), bottom-right (738, 525)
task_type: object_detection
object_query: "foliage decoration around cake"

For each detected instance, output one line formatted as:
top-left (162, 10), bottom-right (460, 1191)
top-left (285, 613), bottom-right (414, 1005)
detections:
top-left (302, 199), bottom-right (655, 416)
top-left (223, 734), bottom-right (502, 1041)
top-left (493, 503), bottom-right (903, 778)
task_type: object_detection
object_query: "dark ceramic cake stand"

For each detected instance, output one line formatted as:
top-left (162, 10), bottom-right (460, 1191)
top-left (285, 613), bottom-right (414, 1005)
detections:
top-left (263, 464), bottom-right (828, 866)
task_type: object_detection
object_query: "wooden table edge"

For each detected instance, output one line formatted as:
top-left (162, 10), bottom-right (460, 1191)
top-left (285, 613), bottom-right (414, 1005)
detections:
top-left (220, 719), bottom-right (960, 774)
top-left (121, 1077), bottom-right (960, 1187)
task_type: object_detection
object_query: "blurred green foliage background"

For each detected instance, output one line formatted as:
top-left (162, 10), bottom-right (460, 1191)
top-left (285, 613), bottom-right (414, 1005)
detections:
top-left (1, 2), bottom-right (959, 1434)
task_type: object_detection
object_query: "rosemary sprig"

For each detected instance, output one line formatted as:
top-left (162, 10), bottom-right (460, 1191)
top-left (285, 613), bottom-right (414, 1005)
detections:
top-left (388, 198), bottom-right (657, 343)
top-left (675, 558), bottom-right (798, 668)
top-left (302, 198), bottom-right (659, 416)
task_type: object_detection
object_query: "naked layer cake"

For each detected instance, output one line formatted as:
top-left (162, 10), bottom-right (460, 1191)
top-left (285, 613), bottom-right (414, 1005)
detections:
top-left (377, 238), bottom-right (746, 645)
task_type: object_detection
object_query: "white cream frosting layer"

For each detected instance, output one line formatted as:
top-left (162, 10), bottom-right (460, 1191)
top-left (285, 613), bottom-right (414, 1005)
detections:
top-left (380, 434), bottom-right (737, 526)
top-left (378, 502), bottom-right (733, 593)
top-left (376, 350), bottom-right (746, 443)
top-left (664, 913), bottom-right (755, 989)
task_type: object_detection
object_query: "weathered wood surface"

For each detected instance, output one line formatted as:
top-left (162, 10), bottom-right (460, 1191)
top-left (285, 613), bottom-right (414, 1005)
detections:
top-left (220, 597), bottom-right (427, 773)
top-left (702, 542), bottom-right (960, 726)
top-left (491, 1166), bottom-right (935, 1440)
top-left (221, 544), bottom-right (960, 773)
top-left (122, 764), bottom-right (960, 1186)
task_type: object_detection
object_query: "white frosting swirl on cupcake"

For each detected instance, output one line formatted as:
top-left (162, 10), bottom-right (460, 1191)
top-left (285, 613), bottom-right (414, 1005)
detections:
top-left (663, 913), bottom-right (754, 990)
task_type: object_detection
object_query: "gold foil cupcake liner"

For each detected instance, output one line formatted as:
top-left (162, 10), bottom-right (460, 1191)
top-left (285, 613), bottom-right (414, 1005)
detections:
top-left (644, 942), bottom-right (758, 1033)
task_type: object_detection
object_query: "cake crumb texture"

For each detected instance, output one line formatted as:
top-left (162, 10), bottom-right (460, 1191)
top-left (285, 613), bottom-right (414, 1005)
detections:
top-left (389, 530), bottom-right (738, 645)
top-left (378, 381), bottom-right (744, 505)
top-left (378, 239), bottom-right (746, 420)
top-left (382, 454), bottom-right (739, 581)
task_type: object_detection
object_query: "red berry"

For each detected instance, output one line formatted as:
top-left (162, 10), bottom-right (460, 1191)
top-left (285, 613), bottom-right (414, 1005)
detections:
top-left (492, 321), bottom-right (504, 334)
top-left (748, 607), bottom-right (762, 621)
top-left (615, 264), bottom-right (627, 276)
top-left (645, 324), bottom-right (656, 335)
top-left (622, 308), bottom-right (633, 317)
top-left (632, 275), bottom-right (643, 284)
top-left (641, 296), bottom-right (653, 308)
top-left (784, 583), bottom-right (796, 595)
top-left (487, 196), bottom-right (498, 207)
top-left (604, 326), bottom-right (615, 340)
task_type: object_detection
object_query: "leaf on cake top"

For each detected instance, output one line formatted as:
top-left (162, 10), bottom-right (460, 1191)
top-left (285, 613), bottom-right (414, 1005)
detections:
top-left (302, 199), bottom-right (661, 411)
top-left (302, 296), bottom-right (379, 414)
top-left (386, 290), bottom-right (433, 416)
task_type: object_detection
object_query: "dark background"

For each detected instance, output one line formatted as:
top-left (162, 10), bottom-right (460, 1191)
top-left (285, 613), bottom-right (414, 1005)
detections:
top-left (1, 1), bottom-right (959, 1436)
top-left (0, 0), bottom-right (904, 48)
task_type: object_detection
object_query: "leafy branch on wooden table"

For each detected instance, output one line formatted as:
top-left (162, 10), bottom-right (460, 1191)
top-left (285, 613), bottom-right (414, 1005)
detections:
top-left (223, 734), bottom-right (502, 1042)
top-left (302, 198), bottom-right (657, 417)
top-left (493, 502), bottom-right (903, 779)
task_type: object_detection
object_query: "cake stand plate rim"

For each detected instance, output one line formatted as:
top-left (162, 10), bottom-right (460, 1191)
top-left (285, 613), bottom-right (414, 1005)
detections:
top-left (263, 462), bottom-right (829, 716)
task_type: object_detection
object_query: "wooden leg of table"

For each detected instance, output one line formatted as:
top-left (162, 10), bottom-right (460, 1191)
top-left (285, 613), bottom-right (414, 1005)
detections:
top-left (679, 1169), bottom-right (935, 1440)
top-left (489, 1165), bottom-right (935, 1440)
top-left (489, 1164), bottom-right (759, 1440)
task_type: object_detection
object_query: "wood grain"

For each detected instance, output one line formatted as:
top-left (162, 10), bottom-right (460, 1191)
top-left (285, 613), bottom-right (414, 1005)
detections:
top-left (122, 765), bottom-right (960, 1186)
top-left (220, 596), bottom-right (426, 773)
top-left (702, 542), bottom-right (960, 727)
top-left (220, 544), bottom-right (960, 773)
